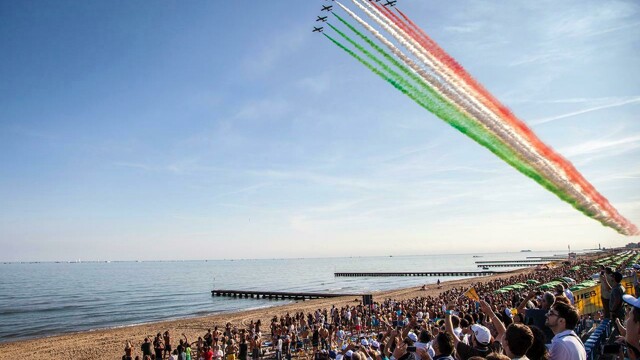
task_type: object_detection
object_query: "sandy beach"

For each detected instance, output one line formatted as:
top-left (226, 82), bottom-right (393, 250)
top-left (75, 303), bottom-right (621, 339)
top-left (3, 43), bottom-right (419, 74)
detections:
top-left (0, 268), bottom-right (536, 360)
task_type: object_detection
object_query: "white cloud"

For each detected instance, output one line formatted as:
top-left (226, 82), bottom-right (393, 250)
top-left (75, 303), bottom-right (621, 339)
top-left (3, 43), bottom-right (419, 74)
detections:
top-left (234, 98), bottom-right (291, 120)
top-left (560, 134), bottom-right (640, 158)
top-left (295, 72), bottom-right (332, 95)
top-left (531, 97), bottom-right (640, 125)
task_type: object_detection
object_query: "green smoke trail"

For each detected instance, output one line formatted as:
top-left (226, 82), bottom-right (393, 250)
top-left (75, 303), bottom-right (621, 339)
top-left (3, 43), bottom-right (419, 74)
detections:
top-left (327, 23), bottom-right (438, 106)
top-left (331, 12), bottom-right (440, 99)
top-left (323, 31), bottom-right (600, 221)
top-left (327, 14), bottom-right (609, 225)
top-left (327, 15), bottom-right (602, 222)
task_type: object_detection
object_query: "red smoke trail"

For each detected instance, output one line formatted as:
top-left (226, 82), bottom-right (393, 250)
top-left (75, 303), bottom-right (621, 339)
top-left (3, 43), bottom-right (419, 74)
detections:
top-left (379, 4), bottom-right (636, 234)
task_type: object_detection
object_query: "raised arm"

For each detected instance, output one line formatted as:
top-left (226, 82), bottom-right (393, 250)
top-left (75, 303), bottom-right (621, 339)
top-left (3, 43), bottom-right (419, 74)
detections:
top-left (444, 302), bottom-right (460, 346)
top-left (479, 300), bottom-right (506, 337)
top-left (517, 292), bottom-right (536, 314)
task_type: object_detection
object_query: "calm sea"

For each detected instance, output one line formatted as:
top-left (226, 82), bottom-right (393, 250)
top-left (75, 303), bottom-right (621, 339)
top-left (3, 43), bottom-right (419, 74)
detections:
top-left (0, 251), bottom-right (565, 343)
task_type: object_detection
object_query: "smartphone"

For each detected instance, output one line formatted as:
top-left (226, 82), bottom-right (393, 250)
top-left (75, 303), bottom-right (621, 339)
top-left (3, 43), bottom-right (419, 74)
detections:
top-left (396, 326), bottom-right (403, 330)
top-left (407, 347), bottom-right (416, 353)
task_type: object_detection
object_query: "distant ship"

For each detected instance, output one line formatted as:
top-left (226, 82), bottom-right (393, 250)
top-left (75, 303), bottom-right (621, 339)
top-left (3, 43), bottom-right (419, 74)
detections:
top-left (473, 255), bottom-right (483, 258)
top-left (520, 250), bottom-right (532, 252)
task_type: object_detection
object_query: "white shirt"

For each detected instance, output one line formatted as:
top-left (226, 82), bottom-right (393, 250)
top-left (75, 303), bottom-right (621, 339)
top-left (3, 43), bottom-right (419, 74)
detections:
top-left (550, 330), bottom-right (586, 360)
top-left (213, 350), bottom-right (224, 360)
top-left (415, 341), bottom-right (435, 358)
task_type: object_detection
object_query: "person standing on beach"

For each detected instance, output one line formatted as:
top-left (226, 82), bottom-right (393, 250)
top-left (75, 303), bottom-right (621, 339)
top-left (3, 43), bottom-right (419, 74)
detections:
top-left (154, 333), bottom-right (165, 360)
top-left (239, 338), bottom-right (248, 360)
top-left (212, 345), bottom-right (224, 360)
top-left (204, 346), bottom-right (214, 360)
top-left (205, 330), bottom-right (214, 349)
top-left (276, 336), bottom-right (284, 360)
top-left (164, 331), bottom-right (172, 359)
top-left (320, 325), bottom-right (329, 350)
top-left (124, 340), bottom-right (133, 360)
top-left (251, 335), bottom-right (262, 360)
top-left (141, 337), bottom-right (153, 359)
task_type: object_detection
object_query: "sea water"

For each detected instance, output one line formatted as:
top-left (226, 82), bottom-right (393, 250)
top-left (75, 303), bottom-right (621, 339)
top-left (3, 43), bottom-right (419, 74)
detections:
top-left (0, 250), bottom-right (565, 342)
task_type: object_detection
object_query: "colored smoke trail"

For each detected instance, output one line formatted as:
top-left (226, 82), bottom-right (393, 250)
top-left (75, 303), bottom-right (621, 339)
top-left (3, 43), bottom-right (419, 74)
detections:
top-left (388, 5), bottom-right (637, 234)
top-left (345, 0), bottom-right (610, 225)
top-left (322, 31), bottom-right (566, 204)
top-left (322, 2), bottom-right (638, 235)
top-left (359, 0), bottom-right (636, 234)
top-left (324, 17), bottom-right (591, 219)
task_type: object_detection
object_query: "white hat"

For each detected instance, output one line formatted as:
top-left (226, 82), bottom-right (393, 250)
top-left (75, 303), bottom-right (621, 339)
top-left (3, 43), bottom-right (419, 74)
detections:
top-left (407, 332), bottom-right (418, 342)
top-left (342, 344), bottom-right (348, 351)
top-left (470, 324), bottom-right (491, 345)
top-left (361, 339), bottom-right (369, 346)
top-left (345, 350), bottom-right (354, 358)
top-left (624, 294), bottom-right (640, 308)
top-left (371, 341), bottom-right (380, 349)
top-left (416, 312), bottom-right (424, 319)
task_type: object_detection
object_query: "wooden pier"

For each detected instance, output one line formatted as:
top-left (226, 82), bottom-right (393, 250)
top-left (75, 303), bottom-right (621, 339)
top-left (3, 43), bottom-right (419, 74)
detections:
top-left (211, 289), bottom-right (364, 301)
top-left (477, 263), bottom-right (546, 268)
top-left (475, 260), bottom-right (551, 264)
top-left (334, 271), bottom-right (498, 277)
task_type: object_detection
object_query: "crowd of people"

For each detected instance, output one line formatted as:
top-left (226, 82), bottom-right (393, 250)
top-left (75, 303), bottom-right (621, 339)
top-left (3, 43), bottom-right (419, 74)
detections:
top-left (122, 251), bottom-right (640, 360)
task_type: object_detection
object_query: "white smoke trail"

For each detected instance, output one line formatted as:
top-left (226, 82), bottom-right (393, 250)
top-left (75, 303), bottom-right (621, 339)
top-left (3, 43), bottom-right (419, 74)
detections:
top-left (343, 0), bottom-right (625, 233)
top-left (385, 4), bottom-right (635, 233)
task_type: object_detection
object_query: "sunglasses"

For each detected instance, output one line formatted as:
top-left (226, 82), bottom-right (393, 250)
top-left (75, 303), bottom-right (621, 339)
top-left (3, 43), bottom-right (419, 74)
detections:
top-left (546, 311), bottom-right (560, 318)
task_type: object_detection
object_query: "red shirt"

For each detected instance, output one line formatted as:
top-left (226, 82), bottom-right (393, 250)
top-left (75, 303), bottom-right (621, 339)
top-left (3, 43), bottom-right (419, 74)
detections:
top-left (205, 349), bottom-right (214, 360)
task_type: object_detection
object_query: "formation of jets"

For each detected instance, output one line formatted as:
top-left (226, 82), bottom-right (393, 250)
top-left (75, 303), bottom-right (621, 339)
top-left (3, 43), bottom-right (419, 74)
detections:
top-left (313, 1), bottom-right (397, 33)
top-left (372, 0), bottom-right (397, 5)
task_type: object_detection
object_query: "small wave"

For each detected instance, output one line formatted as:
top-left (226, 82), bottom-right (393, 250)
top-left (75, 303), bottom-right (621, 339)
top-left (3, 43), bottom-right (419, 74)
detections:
top-left (0, 304), bottom-right (80, 316)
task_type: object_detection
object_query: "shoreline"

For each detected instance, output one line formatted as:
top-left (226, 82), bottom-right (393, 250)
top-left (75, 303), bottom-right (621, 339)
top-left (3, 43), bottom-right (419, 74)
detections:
top-left (0, 267), bottom-right (537, 360)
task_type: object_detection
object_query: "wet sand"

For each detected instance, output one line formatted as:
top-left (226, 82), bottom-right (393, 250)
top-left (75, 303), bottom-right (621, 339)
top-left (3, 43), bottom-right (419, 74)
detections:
top-left (0, 268), bottom-right (534, 360)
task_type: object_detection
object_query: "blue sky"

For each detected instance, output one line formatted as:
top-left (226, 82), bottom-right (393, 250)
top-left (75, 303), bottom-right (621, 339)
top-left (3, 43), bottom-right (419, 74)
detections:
top-left (1, 0), bottom-right (639, 261)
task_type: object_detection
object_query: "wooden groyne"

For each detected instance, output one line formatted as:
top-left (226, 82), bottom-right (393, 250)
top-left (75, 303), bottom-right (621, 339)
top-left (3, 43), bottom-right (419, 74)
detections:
top-left (211, 289), bottom-right (364, 300)
top-left (477, 263), bottom-right (546, 268)
top-left (334, 271), bottom-right (498, 277)
top-left (475, 260), bottom-right (551, 264)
